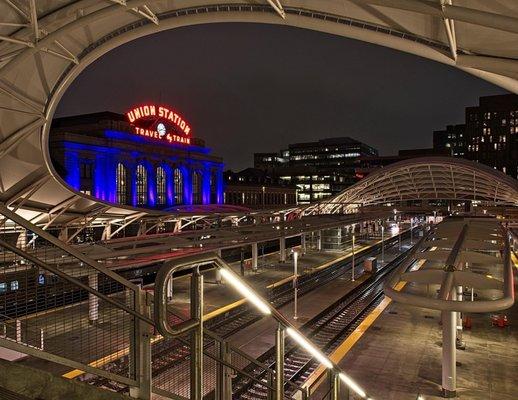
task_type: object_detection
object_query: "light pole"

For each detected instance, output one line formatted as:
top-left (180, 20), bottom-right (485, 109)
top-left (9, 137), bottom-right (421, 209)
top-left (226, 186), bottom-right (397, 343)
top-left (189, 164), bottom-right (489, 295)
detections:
top-left (410, 217), bottom-right (413, 245)
top-left (398, 221), bottom-right (401, 251)
top-left (293, 250), bottom-right (299, 320)
top-left (381, 224), bottom-right (385, 265)
top-left (351, 234), bottom-right (355, 282)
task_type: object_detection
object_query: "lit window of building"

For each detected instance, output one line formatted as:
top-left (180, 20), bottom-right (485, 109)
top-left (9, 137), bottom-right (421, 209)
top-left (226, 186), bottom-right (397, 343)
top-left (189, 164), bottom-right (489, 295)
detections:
top-left (156, 166), bottom-right (166, 206)
top-left (136, 164), bottom-right (148, 205)
top-left (116, 163), bottom-right (127, 204)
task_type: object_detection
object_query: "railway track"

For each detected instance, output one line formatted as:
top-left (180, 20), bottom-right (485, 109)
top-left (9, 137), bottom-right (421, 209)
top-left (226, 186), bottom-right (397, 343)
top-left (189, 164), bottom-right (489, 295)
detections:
top-left (232, 246), bottom-right (412, 399)
top-left (85, 231), bottom-right (414, 392)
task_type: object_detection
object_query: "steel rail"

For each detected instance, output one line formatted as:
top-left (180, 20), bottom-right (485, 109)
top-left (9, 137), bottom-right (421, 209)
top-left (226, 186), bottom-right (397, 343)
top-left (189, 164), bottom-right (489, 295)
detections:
top-left (234, 244), bottom-right (413, 398)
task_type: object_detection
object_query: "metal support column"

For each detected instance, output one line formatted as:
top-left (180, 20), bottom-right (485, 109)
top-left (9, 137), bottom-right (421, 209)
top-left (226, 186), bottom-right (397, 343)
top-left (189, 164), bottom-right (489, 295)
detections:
top-left (279, 235), bottom-right (286, 263)
top-left (267, 371), bottom-right (274, 400)
top-left (330, 371), bottom-right (341, 400)
top-left (215, 340), bottom-right (232, 400)
top-left (381, 223), bottom-right (385, 265)
top-left (166, 277), bottom-right (173, 301)
top-left (252, 242), bottom-right (258, 272)
top-left (275, 323), bottom-right (285, 400)
top-left (129, 290), bottom-right (152, 400)
top-left (88, 273), bottom-right (99, 324)
top-left (351, 234), bottom-right (355, 282)
top-left (240, 247), bottom-right (245, 276)
top-left (215, 249), bottom-right (222, 283)
top-left (398, 221), bottom-right (402, 251)
top-left (441, 303), bottom-right (457, 398)
top-left (410, 218), bottom-right (414, 245)
top-left (191, 270), bottom-right (204, 400)
top-left (317, 230), bottom-right (322, 251)
top-left (301, 233), bottom-right (306, 255)
top-left (455, 284), bottom-right (465, 349)
top-left (293, 250), bottom-right (299, 320)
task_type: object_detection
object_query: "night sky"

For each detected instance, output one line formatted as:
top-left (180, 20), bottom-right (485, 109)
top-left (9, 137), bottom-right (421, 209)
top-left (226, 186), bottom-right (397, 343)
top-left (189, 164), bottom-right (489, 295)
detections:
top-left (56, 23), bottom-right (508, 170)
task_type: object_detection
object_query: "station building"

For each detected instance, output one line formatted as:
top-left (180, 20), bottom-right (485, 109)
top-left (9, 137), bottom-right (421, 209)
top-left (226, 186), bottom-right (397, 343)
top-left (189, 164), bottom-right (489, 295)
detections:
top-left (50, 105), bottom-right (224, 209)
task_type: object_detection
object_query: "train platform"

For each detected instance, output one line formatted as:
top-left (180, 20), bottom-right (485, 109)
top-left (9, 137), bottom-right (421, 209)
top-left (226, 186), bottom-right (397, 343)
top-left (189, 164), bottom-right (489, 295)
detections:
top-left (307, 262), bottom-right (518, 399)
top-left (9, 233), bottom-right (397, 379)
top-left (222, 238), bottom-right (411, 359)
top-left (166, 240), bottom-right (371, 318)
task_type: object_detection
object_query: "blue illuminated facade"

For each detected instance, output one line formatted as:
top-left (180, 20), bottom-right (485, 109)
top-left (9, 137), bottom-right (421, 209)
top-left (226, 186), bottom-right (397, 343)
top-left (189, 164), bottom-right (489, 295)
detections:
top-left (50, 112), bottom-right (224, 209)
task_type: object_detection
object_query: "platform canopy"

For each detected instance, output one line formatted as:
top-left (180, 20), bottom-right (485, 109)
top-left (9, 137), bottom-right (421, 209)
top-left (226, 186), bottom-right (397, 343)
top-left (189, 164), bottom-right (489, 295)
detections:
top-left (308, 157), bottom-right (518, 214)
top-left (0, 1), bottom-right (517, 228)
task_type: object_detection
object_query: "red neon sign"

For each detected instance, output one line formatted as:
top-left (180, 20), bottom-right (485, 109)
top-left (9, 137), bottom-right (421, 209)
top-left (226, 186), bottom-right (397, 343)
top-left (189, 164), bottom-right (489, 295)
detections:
top-left (126, 104), bottom-right (192, 145)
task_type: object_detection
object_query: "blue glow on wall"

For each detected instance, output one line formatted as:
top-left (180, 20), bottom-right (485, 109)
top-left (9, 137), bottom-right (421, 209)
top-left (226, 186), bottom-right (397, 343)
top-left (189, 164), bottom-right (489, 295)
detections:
top-left (202, 164), bottom-right (211, 205)
top-left (59, 130), bottom-right (225, 208)
top-left (63, 150), bottom-right (80, 191)
top-left (181, 165), bottom-right (192, 205)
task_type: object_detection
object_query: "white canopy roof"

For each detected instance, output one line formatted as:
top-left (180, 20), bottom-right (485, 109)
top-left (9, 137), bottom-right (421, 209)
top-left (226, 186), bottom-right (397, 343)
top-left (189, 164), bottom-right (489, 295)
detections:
top-left (0, 1), bottom-right (516, 228)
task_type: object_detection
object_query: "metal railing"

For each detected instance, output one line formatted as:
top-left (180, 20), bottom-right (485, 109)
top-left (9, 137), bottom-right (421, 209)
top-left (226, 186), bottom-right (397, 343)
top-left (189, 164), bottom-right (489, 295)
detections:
top-left (0, 201), bottom-right (377, 399)
top-left (154, 253), bottom-right (375, 400)
top-left (0, 203), bottom-right (152, 398)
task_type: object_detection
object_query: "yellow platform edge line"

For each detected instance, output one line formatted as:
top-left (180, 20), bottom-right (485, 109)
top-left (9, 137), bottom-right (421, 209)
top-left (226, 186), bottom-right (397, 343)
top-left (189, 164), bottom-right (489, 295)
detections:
top-left (302, 258), bottom-right (427, 395)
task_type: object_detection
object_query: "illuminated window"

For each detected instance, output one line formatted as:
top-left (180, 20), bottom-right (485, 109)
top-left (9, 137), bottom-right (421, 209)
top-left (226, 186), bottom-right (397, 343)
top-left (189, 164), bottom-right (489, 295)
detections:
top-left (156, 166), bottom-right (166, 206)
top-left (116, 163), bottom-right (127, 204)
top-left (136, 164), bottom-right (148, 205)
top-left (174, 168), bottom-right (183, 205)
top-left (192, 171), bottom-right (202, 205)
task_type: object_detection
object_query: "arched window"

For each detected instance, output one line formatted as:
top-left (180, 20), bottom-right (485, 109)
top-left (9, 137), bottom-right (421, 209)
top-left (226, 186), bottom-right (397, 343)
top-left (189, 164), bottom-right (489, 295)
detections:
top-left (174, 168), bottom-right (183, 205)
top-left (136, 164), bottom-right (148, 205)
top-left (156, 166), bottom-right (166, 206)
top-left (116, 163), bottom-right (127, 204)
top-left (192, 171), bottom-right (202, 205)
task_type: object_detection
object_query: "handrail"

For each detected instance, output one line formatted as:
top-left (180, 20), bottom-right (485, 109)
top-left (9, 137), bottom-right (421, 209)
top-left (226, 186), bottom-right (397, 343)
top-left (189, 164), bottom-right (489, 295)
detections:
top-left (0, 203), bottom-right (140, 292)
top-left (0, 236), bottom-right (154, 326)
top-left (384, 223), bottom-right (515, 313)
top-left (154, 252), bottom-right (374, 399)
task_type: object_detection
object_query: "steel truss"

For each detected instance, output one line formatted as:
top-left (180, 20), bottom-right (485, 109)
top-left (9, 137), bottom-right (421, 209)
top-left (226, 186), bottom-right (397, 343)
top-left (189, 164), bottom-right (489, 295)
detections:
top-left (0, 1), bottom-right (516, 236)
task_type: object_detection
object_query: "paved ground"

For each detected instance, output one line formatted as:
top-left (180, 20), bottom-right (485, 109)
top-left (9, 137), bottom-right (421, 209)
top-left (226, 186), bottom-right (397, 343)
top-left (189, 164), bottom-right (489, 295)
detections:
top-left (166, 240), bottom-right (373, 318)
top-left (225, 240), bottom-right (408, 359)
top-left (309, 272), bottom-right (518, 399)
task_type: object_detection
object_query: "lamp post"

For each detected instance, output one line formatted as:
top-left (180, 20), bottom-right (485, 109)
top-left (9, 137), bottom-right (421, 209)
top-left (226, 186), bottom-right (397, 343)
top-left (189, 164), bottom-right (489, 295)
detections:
top-left (381, 224), bottom-right (385, 265)
top-left (410, 217), bottom-right (413, 245)
top-left (351, 234), bottom-right (355, 282)
top-left (293, 250), bottom-right (299, 320)
top-left (398, 221), bottom-right (402, 251)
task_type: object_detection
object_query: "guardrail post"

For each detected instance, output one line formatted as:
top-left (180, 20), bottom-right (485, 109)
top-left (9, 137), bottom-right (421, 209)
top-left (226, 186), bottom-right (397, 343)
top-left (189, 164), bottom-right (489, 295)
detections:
top-left (275, 323), bottom-right (285, 400)
top-left (267, 371), bottom-right (274, 400)
top-left (330, 371), bottom-right (340, 400)
top-left (129, 290), bottom-right (152, 400)
top-left (252, 242), bottom-right (258, 272)
top-left (16, 319), bottom-right (21, 342)
top-left (215, 340), bottom-right (232, 400)
top-left (191, 269), bottom-right (204, 400)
